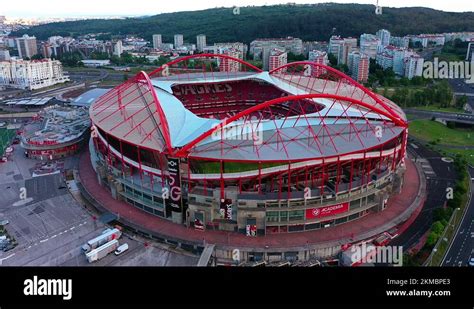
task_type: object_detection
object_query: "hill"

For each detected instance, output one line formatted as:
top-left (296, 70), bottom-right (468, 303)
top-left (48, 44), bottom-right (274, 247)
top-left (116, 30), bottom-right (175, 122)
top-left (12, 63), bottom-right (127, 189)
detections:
top-left (12, 3), bottom-right (474, 43)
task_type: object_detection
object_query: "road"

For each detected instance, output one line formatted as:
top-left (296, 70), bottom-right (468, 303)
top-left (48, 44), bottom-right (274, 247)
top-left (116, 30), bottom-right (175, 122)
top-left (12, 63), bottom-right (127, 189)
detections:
top-left (404, 108), bottom-right (474, 125)
top-left (419, 46), bottom-right (443, 61)
top-left (442, 167), bottom-right (474, 267)
top-left (390, 140), bottom-right (457, 251)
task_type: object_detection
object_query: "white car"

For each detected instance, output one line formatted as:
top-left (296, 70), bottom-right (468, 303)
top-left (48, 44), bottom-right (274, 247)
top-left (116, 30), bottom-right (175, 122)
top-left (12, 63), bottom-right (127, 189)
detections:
top-left (0, 220), bottom-right (9, 226)
top-left (115, 243), bottom-right (129, 255)
top-left (468, 257), bottom-right (474, 267)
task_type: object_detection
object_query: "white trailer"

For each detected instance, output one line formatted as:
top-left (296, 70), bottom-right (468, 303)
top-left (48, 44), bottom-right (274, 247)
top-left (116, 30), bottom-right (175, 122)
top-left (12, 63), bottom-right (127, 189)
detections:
top-left (81, 228), bottom-right (122, 253)
top-left (86, 239), bottom-right (119, 263)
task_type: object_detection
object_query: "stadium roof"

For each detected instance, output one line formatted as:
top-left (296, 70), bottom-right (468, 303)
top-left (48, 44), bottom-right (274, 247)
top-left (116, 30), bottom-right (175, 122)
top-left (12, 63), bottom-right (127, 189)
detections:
top-left (71, 88), bottom-right (109, 107)
top-left (90, 54), bottom-right (408, 162)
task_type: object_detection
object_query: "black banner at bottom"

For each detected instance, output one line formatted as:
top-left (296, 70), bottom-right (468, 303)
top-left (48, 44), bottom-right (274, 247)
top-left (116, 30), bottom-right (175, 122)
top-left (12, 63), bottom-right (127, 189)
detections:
top-left (0, 267), bottom-right (472, 307)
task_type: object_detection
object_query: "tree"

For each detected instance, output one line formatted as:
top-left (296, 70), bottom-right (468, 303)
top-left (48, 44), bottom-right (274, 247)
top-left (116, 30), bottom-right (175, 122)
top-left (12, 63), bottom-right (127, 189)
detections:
top-left (31, 54), bottom-right (44, 60)
top-left (328, 53), bottom-right (337, 66)
top-left (287, 52), bottom-right (306, 63)
top-left (58, 52), bottom-right (83, 67)
top-left (455, 95), bottom-right (468, 109)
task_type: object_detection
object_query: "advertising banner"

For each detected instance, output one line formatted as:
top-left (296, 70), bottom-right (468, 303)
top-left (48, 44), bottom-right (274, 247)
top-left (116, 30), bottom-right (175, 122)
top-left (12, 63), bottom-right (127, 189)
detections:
top-left (166, 158), bottom-right (182, 214)
top-left (305, 202), bottom-right (349, 220)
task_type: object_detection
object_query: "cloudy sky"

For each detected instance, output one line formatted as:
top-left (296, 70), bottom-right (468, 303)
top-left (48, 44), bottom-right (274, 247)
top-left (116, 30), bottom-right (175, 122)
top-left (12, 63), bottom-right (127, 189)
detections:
top-left (2, 0), bottom-right (473, 18)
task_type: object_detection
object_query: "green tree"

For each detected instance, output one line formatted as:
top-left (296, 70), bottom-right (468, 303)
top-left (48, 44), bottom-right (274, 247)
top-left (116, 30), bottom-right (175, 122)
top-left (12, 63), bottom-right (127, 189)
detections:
top-left (455, 95), bottom-right (468, 109)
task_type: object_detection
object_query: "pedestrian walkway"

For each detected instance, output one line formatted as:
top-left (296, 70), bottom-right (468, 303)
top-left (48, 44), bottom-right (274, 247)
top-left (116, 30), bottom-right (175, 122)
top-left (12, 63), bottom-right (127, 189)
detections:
top-left (78, 150), bottom-right (424, 250)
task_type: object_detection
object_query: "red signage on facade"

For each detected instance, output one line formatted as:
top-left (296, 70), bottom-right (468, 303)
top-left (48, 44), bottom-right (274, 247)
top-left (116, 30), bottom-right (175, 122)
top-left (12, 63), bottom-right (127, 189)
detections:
top-left (305, 202), bottom-right (349, 219)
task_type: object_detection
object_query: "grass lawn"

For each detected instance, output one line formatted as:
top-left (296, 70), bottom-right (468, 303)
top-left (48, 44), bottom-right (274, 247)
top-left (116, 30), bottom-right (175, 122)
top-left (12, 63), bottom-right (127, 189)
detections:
top-left (410, 105), bottom-right (464, 113)
top-left (0, 128), bottom-right (15, 156)
top-left (409, 120), bottom-right (474, 146)
top-left (198, 161), bottom-right (284, 174)
top-left (436, 147), bottom-right (474, 165)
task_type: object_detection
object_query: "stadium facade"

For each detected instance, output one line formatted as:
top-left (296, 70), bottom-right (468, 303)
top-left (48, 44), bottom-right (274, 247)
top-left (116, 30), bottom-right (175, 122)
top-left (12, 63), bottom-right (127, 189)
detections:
top-left (88, 54), bottom-right (408, 237)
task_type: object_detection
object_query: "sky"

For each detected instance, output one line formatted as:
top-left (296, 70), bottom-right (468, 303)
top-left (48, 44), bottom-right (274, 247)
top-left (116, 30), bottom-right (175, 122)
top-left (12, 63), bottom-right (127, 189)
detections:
top-left (2, 0), bottom-right (473, 18)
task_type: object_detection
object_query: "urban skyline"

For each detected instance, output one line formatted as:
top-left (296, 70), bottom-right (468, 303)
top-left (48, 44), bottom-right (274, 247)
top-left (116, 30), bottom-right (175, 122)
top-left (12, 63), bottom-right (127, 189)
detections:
top-left (1, 0), bottom-right (474, 18)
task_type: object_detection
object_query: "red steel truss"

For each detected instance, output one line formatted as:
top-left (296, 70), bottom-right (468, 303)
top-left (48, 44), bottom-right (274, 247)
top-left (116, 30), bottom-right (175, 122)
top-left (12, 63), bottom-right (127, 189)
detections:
top-left (91, 53), bottom-right (408, 167)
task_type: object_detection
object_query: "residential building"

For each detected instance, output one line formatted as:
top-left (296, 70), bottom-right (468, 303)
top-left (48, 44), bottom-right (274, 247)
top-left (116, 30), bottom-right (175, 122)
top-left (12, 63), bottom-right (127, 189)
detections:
top-left (218, 48), bottom-right (241, 72)
top-left (308, 50), bottom-right (328, 76)
top-left (174, 34), bottom-right (184, 48)
top-left (196, 34), bottom-right (206, 52)
top-left (328, 36), bottom-right (357, 65)
top-left (360, 34), bottom-right (381, 59)
top-left (348, 51), bottom-right (369, 83)
top-left (338, 38), bottom-right (357, 65)
top-left (393, 49), bottom-right (407, 76)
top-left (0, 49), bottom-right (10, 61)
top-left (268, 48), bottom-right (287, 71)
top-left (390, 36), bottom-right (410, 48)
top-left (404, 55), bottom-right (424, 79)
top-left (376, 29), bottom-right (391, 47)
top-left (16, 34), bottom-right (38, 59)
top-left (0, 59), bottom-right (69, 90)
top-left (328, 36), bottom-right (344, 56)
top-left (152, 34), bottom-right (162, 50)
top-left (376, 52), bottom-right (393, 70)
top-left (250, 37), bottom-right (303, 60)
top-left (113, 40), bottom-right (123, 57)
top-left (214, 42), bottom-right (247, 59)
top-left (303, 41), bottom-right (328, 57)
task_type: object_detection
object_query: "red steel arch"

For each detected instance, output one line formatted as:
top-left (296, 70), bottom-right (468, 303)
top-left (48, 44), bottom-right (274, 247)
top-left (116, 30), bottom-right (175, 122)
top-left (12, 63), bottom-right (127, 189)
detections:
top-left (269, 61), bottom-right (406, 124)
top-left (174, 93), bottom-right (407, 157)
top-left (149, 53), bottom-right (263, 78)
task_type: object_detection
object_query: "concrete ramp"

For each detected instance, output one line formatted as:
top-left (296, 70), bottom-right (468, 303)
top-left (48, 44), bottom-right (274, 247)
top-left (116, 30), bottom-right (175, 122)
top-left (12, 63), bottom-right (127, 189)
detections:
top-left (197, 244), bottom-right (215, 267)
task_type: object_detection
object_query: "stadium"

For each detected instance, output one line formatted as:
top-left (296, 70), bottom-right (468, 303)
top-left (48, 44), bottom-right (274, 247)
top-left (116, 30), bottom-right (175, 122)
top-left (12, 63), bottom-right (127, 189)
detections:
top-left (88, 53), bottom-right (408, 237)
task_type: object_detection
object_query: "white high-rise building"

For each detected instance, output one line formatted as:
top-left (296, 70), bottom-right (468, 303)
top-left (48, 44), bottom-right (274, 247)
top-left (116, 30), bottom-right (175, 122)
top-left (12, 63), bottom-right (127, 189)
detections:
top-left (376, 29), bottom-right (391, 47)
top-left (196, 34), bottom-right (206, 52)
top-left (328, 36), bottom-right (344, 56)
top-left (328, 36), bottom-right (357, 65)
top-left (0, 49), bottom-right (10, 61)
top-left (393, 49), bottom-right (407, 76)
top-left (390, 36), bottom-right (410, 49)
top-left (404, 55), bottom-right (424, 79)
top-left (0, 59), bottom-right (69, 90)
top-left (152, 34), bottom-right (162, 50)
top-left (16, 35), bottom-right (38, 59)
top-left (113, 40), bottom-right (123, 57)
top-left (174, 34), bottom-right (184, 48)
top-left (360, 34), bottom-right (381, 59)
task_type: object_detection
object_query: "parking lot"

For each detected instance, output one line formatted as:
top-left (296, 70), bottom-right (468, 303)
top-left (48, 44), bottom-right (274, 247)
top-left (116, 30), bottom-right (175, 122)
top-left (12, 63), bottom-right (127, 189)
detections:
top-left (0, 134), bottom-right (198, 266)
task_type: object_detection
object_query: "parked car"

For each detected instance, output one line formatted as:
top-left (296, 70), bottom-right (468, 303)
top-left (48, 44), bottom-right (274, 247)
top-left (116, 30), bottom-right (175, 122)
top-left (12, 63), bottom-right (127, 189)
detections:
top-left (0, 220), bottom-right (9, 226)
top-left (114, 243), bottom-right (129, 255)
top-left (2, 243), bottom-right (15, 252)
top-left (468, 257), bottom-right (474, 267)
